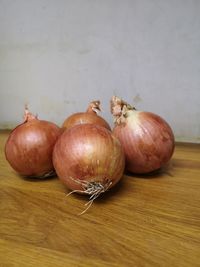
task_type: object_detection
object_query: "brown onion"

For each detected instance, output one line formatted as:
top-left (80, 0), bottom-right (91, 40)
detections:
top-left (110, 96), bottom-right (175, 174)
top-left (5, 107), bottom-right (61, 178)
top-left (62, 100), bottom-right (111, 131)
top-left (53, 123), bottom-right (125, 199)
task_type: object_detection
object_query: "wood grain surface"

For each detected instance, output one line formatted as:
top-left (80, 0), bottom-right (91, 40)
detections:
top-left (0, 130), bottom-right (200, 267)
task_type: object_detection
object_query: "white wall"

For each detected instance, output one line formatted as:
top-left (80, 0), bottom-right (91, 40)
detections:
top-left (0, 0), bottom-right (200, 142)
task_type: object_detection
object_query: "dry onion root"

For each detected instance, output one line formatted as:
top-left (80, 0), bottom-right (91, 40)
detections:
top-left (110, 96), bottom-right (175, 174)
top-left (67, 177), bottom-right (113, 215)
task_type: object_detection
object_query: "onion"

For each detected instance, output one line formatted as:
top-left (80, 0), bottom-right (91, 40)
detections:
top-left (5, 106), bottom-right (61, 178)
top-left (53, 123), bottom-right (125, 207)
top-left (110, 96), bottom-right (175, 174)
top-left (62, 100), bottom-right (111, 131)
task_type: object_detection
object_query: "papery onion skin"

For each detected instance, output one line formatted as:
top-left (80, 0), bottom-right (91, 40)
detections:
top-left (53, 123), bottom-right (125, 193)
top-left (62, 100), bottom-right (111, 131)
top-left (111, 97), bottom-right (175, 174)
top-left (5, 108), bottom-right (61, 177)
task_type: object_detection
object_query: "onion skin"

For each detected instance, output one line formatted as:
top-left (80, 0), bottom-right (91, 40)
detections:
top-left (111, 97), bottom-right (175, 174)
top-left (62, 100), bottom-right (111, 131)
top-left (53, 124), bottom-right (125, 193)
top-left (5, 109), bottom-right (61, 177)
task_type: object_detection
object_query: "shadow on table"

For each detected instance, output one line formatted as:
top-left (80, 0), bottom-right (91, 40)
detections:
top-left (21, 172), bottom-right (58, 182)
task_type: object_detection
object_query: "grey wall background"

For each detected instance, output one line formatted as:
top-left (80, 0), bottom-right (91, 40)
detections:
top-left (0, 0), bottom-right (200, 142)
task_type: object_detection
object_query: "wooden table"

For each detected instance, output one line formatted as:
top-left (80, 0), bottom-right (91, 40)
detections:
top-left (0, 130), bottom-right (200, 267)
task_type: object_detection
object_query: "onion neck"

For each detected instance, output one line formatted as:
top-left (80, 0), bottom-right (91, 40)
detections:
top-left (110, 96), bottom-right (136, 125)
top-left (86, 100), bottom-right (101, 115)
top-left (23, 105), bottom-right (38, 122)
